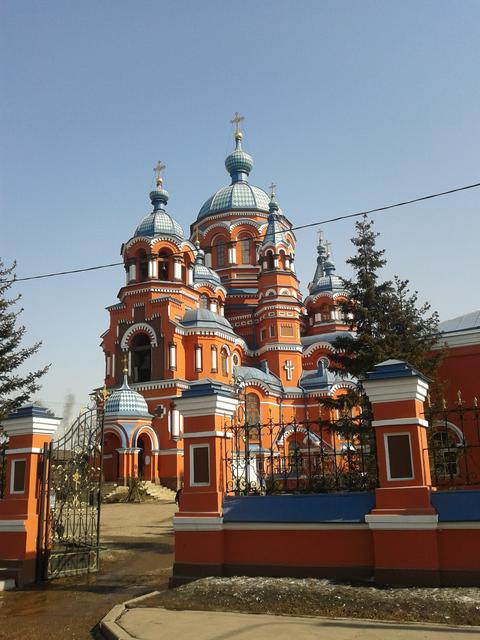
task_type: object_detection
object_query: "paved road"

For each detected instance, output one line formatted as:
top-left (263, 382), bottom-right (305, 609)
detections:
top-left (116, 608), bottom-right (480, 640)
top-left (0, 501), bottom-right (176, 640)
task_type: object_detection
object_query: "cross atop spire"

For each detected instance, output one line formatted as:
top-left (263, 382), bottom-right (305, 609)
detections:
top-left (269, 182), bottom-right (277, 198)
top-left (153, 161), bottom-right (166, 188)
top-left (230, 111), bottom-right (244, 140)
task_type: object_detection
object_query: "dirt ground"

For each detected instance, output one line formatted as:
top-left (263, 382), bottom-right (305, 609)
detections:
top-left (0, 501), bottom-right (176, 640)
top-left (140, 575), bottom-right (480, 627)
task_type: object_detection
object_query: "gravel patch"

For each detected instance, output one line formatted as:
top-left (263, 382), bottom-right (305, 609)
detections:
top-left (135, 576), bottom-right (480, 626)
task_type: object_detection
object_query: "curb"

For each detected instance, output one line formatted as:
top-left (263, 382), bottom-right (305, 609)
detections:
top-left (98, 591), bottom-right (160, 640)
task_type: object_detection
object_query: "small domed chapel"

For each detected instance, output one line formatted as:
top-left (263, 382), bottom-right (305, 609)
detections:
top-left (100, 118), bottom-right (357, 489)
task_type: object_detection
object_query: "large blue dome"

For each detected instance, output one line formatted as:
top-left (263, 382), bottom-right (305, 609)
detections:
top-left (197, 132), bottom-right (270, 220)
top-left (198, 182), bottom-right (270, 220)
top-left (134, 187), bottom-right (184, 241)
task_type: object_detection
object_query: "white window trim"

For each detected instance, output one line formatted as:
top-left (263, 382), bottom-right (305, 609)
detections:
top-left (190, 444), bottom-right (210, 487)
top-left (384, 432), bottom-right (414, 481)
top-left (10, 458), bottom-right (27, 495)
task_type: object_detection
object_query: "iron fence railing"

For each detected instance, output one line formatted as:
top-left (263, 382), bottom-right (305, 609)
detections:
top-left (425, 401), bottom-right (480, 487)
top-left (222, 415), bottom-right (378, 495)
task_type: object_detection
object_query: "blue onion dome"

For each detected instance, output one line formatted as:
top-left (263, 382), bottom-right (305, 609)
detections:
top-left (193, 240), bottom-right (221, 285)
top-left (105, 374), bottom-right (151, 418)
top-left (308, 231), bottom-right (344, 295)
top-left (197, 131), bottom-right (270, 220)
top-left (225, 133), bottom-right (254, 180)
top-left (134, 179), bottom-right (184, 241)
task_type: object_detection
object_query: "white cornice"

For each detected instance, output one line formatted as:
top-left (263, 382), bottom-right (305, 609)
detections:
top-left (363, 377), bottom-right (429, 404)
top-left (175, 394), bottom-right (239, 418)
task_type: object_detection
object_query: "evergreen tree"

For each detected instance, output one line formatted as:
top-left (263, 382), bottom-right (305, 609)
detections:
top-left (330, 217), bottom-right (442, 382)
top-left (0, 259), bottom-right (49, 423)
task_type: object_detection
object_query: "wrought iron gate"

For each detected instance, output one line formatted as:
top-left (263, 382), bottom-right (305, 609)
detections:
top-left (37, 406), bottom-right (105, 580)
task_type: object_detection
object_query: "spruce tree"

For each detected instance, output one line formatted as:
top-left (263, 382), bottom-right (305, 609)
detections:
top-left (330, 217), bottom-right (442, 382)
top-left (0, 259), bottom-right (49, 423)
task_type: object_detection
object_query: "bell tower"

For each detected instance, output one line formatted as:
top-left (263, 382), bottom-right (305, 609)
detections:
top-left (255, 188), bottom-right (303, 386)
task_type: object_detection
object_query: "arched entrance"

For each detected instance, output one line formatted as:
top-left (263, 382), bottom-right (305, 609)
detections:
top-left (103, 430), bottom-right (122, 482)
top-left (136, 431), bottom-right (154, 481)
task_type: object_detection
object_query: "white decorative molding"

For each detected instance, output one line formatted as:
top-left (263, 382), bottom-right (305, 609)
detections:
top-left (175, 394), bottom-right (239, 418)
top-left (120, 322), bottom-right (158, 349)
top-left (6, 447), bottom-right (43, 455)
top-left (363, 377), bottom-right (429, 404)
top-left (1, 415), bottom-right (62, 437)
top-left (365, 514), bottom-right (438, 530)
top-left (0, 520), bottom-right (26, 533)
top-left (372, 418), bottom-right (429, 428)
top-left (183, 431), bottom-right (233, 439)
top-left (173, 516), bottom-right (223, 531)
top-left (302, 341), bottom-right (336, 358)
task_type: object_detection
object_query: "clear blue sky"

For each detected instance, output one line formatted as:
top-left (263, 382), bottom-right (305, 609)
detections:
top-left (1, 1), bottom-right (479, 417)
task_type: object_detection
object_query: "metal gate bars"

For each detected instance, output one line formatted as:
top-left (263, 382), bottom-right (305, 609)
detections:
top-left (37, 406), bottom-right (105, 580)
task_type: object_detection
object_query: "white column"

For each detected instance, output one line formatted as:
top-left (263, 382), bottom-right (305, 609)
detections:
top-left (211, 346), bottom-right (218, 371)
top-left (195, 345), bottom-right (202, 372)
top-left (187, 266), bottom-right (194, 285)
top-left (128, 263), bottom-right (136, 281)
top-left (290, 260), bottom-right (295, 273)
top-left (148, 259), bottom-right (154, 278)
top-left (285, 256), bottom-right (291, 269)
top-left (274, 255), bottom-right (279, 268)
top-left (171, 408), bottom-right (181, 440)
top-left (219, 305), bottom-right (224, 316)
top-left (205, 251), bottom-right (212, 268)
top-left (209, 300), bottom-right (218, 314)
top-left (262, 259), bottom-right (267, 270)
top-left (169, 343), bottom-right (177, 370)
top-left (151, 259), bottom-right (158, 279)
top-left (173, 260), bottom-right (182, 281)
top-left (228, 243), bottom-right (237, 264)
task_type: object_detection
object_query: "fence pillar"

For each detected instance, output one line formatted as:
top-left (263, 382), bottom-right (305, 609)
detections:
top-left (0, 405), bottom-right (61, 585)
top-left (171, 381), bottom-right (238, 585)
top-left (363, 359), bottom-right (440, 585)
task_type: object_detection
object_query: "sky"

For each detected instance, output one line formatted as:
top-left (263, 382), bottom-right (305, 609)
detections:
top-left (1, 0), bottom-right (479, 418)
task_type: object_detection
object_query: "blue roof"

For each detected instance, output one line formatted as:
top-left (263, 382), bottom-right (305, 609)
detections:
top-left (181, 308), bottom-right (234, 332)
top-left (198, 182), bottom-right (270, 220)
top-left (105, 375), bottom-right (151, 418)
top-left (234, 365), bottom-right (283, 391)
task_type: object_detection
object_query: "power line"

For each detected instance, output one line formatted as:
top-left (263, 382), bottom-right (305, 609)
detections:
top-left (5, 180), bottom-right (480, 284)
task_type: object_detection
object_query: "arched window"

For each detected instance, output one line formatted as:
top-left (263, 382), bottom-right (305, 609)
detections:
top-left (429, 424), bottom-right (464, 480)
top-left (317, 357), bottom-right (330, 376)
top-left (131, 333), bottom-right (151, 382)
top-left (199, 294), bottom-right (208, 309)
top-left (240, 235), bottom-right (251, 264)
top-left (215, 238), bottom-right (226, 268)
top-left (158, 251), bottom-right (170, 281)
top-left (245, 393), bottom-right (260, 443)
top-left (137, 250), bottom-right (148, 282)
top-left (288, 440), bottom-right (302, 474)
top-left (220, 348), bottom-right (229, 377)
top-left (266, 251), bottom-right (275, 270)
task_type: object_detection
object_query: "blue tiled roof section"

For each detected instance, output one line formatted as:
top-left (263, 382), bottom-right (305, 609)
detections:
top-left (7, 404), bottom-right (56, 419)
top-left (182, 379), bottom-right (236, 399)
top-left (105, 375), bottom-right (151, 418)
top-left (181, 308), bottom-right (234, 331)
top-left (301, 331), bottom-right (355, 347)
top-left (223, 493), bottom-right (375, 523)
top-left (432, 490), bottom-right (480, 521)
top-left (234, 365), bottom-right (283, 391)
top-left (198, 183), bottom-right (271, 219)
top-left (365, 359), bottom-right (428, 382)
top-left (134, 209), bottom-right (184, 241)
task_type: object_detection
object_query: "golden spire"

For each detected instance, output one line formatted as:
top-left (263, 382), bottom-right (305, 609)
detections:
top-left (153, 160), bottom-right (166, 188)
top-left (122, 353), bottom-right (129, 375)
top-left (230, 111), bottom-right (244, 141)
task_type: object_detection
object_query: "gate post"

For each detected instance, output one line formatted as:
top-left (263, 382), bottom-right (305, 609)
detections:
top-left (0, 405), bottom-right (61, 585)
top-left (171, 381), bottom-right (238, 585)
top-left (363, 360), bottom-right (440, 585)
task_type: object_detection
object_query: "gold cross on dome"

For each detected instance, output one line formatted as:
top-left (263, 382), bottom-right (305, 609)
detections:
top-left (153, 161), bottom-right (166, 187)
top-left (122, 353), bottom-right (129, 374)
top-left (230, 111), bottom-right (244, 134)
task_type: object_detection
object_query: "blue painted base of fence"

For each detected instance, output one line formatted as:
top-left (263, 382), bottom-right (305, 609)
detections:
top-left (223, 492), bottom-right (376, 524)
top-left (432, 489), bottom-right (480, 521)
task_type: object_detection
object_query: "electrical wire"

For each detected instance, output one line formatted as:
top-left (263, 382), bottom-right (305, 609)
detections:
top-left (5, 180), bottom-right (480, 284)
